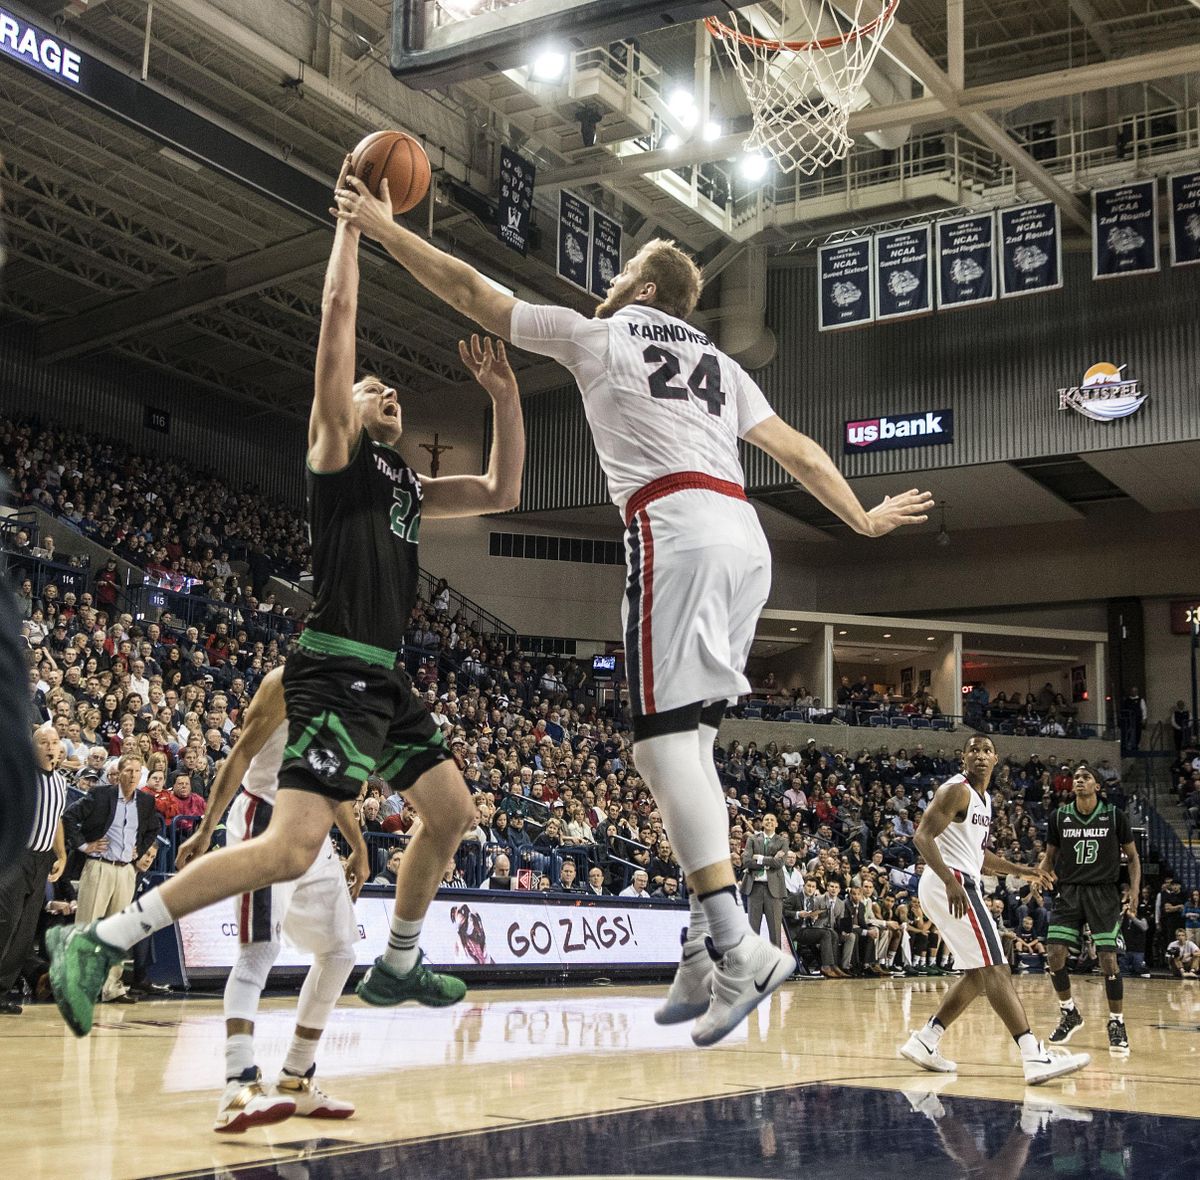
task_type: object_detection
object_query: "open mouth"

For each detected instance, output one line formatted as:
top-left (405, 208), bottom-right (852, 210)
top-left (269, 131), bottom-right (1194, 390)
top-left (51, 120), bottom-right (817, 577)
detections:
top-left (382, 403), bottom-right (398, 419)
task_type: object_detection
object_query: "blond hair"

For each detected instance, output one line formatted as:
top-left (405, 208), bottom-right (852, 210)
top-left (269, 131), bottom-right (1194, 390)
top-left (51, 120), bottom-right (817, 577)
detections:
top-left (637, 239), bottom-right (703, 320)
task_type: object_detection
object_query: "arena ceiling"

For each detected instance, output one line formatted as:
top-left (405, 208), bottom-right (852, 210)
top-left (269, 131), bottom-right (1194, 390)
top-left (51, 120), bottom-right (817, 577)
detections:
top-left (1, 0), bottom-right (1198, 531)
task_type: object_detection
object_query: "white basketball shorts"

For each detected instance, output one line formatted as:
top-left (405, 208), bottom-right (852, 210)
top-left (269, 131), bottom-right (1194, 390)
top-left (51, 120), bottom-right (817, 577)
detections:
top-left (622, 474), bottom-right (771, 716)
top-left (226, 790), bottom-right (357, 956)
top-left (918, 866), bottom-right (1007, 971)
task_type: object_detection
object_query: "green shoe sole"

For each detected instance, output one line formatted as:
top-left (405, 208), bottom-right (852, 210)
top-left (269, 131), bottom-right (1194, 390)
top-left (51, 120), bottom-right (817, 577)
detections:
top-left (47, 922), bottom-right (121, 1038)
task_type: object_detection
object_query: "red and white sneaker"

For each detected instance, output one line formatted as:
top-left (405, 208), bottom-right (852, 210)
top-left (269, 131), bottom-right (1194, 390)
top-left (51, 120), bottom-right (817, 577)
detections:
top-left (273, 1068), bottom-right (355, 1119)
top-left (214, 1068), bottom-right (296, 1134)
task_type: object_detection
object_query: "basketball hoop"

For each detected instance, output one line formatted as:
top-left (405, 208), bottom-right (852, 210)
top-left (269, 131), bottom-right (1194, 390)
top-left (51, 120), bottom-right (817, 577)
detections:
top-left (706, 0), bottom-right (899, 176)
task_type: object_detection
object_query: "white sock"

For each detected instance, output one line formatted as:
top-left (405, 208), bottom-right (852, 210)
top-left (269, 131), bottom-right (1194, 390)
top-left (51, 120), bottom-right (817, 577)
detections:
top-left (1059, 998), bottom-right (1076, 1011)
top-left (381, 915), bottom-right (423, 975)
top-left (686, 891), bottom-right (708, 943)
top-left (94, 889), bottom-right (174, 951)
top-left (698, 886), bottom-right (747, 954)
top-left (923, 1017), bottom-right (945, 1045)
top-left (1110, 1012), bottom-right (1124, 1023)
top-left (282, 1036), bottom-right (317, 1078)
top-left (1017, 1032), bottom-right (1041, 1059)
top-left (225, 1033), bottom-right (255, 1082)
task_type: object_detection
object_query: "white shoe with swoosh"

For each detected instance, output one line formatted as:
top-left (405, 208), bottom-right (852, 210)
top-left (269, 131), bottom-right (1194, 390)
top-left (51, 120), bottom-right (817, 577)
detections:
top-left (690, 932), bottom-right (795, 1047)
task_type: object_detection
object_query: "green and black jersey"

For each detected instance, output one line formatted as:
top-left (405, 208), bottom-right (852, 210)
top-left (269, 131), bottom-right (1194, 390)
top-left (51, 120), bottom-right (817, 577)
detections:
top-left (1047, 800), bottom-right (1132, 886)
top-left (305, 428), bottom-right (421, 654)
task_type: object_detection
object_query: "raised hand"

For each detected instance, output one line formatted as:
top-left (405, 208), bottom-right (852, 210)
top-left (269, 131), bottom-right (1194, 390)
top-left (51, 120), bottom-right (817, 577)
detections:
top-left (866, 489), bottom-right (935, 537)
top-left (331, 173), bottom-right (396, 241)
top-left (458, 334), bottom-right (518, 403)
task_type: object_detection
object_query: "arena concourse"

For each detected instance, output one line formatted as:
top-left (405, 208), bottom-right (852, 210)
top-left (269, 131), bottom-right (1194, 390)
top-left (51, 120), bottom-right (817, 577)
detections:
top-left (1, 1), bottom-right (1199, 1178)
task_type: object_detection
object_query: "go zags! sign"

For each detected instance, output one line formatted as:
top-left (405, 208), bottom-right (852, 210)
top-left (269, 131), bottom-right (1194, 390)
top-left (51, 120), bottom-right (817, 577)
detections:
top-left (844, 409), bottom-right (954, 454)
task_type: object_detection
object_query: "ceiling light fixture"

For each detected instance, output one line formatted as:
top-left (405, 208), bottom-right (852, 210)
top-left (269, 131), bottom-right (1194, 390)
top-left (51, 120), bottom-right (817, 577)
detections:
top-left (927, 636), bottom-right (936, 641)
top-left (663, 132), bottom-right (682, 150)
top-left (882, 633), bottom-right (891, 638)
top-left (703, 120), bottom-right (722, 141)
top-left (789, 626), bottom-right (798, 632)
top-left (740, 153), bottom-right (768, 181)
top-left (532, 50), bottom-right (567, 81)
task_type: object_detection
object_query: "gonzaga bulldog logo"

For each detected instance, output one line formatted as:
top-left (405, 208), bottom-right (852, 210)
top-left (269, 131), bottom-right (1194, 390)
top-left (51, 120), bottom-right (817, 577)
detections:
top-left (1058, 362), bottom-right (1147, 422)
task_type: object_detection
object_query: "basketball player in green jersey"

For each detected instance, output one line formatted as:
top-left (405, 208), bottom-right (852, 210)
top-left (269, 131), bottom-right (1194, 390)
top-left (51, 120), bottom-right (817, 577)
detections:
top-left (1039, 763), bottom-right (1140, 1056)
top-left (48, 156), bottom-right (526, 1037)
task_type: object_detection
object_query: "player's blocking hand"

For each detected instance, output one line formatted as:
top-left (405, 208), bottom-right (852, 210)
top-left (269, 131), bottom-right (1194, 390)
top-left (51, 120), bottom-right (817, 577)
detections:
top-left (331, 174), bottom-right (395, 240)
top-left (865, 489), bottom-right (935, 537)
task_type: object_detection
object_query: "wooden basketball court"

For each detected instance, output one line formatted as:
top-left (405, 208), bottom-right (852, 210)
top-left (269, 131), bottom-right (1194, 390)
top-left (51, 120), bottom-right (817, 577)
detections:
top-left (3, 975), bottom-right (1197, 1179)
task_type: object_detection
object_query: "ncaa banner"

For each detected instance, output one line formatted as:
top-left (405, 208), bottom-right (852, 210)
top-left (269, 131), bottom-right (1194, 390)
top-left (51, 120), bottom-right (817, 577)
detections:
top-left (497, 145), bottom-right (535, 255)
top-left (999, 201), bottom-right (1061, 297)
top-left (936, 213), bottom-right (996, 309)
top-left (557, 191), bottom-right (591, 290)
top-left (1093, 179), bottom-right (1158, 279)
top-left (1168, 172), bottom-right (1200, 267)
top-left (844, 408), bottom-right (953, 455)
top-left (590, 210), bottom-right (622, 300)
top-left (817, 237), bottom-right (873, 331)
top-left (874, 225), bottom-right (932, 321)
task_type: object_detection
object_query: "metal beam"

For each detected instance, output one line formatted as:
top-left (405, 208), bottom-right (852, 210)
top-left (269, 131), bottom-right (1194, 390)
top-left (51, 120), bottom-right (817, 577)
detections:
top-left (36, 230), bottom-right (331, 362)
top-left (1067, 0), bottom-right (1114, 59)
top-left (947, 0), bottom-right (965, 91)
top-left (883, 24), bottom-right (1090, 231)
top-left (537, 43), bottom-right (1200, 190)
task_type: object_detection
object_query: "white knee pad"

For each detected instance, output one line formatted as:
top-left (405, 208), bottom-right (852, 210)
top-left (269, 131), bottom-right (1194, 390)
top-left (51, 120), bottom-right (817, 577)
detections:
top-left (632, 730), bottom-right (731, 876)
top-left (295, 948), bottom-right (356, 1031)
top-left (224, 940), bottom-right (280, 1023)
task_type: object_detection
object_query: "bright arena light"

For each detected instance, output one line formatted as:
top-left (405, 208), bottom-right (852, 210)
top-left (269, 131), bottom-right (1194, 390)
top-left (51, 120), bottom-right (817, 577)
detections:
top-left (703, 120), bottom-right (722, 141)
top-left (531, 50), bottom-right (567, 81)
top-left (663, 133), bottom-right (682, 150)
top-left (740, 153), bottom-right (768, 181)
top-left (668, 88), bottom-right (698, 128)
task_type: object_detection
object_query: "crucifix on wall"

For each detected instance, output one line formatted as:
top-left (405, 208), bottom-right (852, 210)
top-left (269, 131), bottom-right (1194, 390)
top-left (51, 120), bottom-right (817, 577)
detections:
top-left (419, 433), bottom-right (453, 477)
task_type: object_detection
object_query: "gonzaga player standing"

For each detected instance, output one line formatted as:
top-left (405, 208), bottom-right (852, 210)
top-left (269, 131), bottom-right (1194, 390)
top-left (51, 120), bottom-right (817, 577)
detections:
top-left (333, 176), bottom-right (933, 1045)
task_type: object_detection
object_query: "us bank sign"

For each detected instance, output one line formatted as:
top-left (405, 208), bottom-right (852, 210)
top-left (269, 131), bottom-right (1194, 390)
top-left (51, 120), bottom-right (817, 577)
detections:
top-left (1058, 362), bottom-right (1147, 422)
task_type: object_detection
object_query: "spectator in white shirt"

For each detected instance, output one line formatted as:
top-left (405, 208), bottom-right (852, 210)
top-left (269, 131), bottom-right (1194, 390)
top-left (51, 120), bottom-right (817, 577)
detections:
top-left (619, 869), bottom-right (651, 899)
top-left (782, 851), bottom-right (803, 895)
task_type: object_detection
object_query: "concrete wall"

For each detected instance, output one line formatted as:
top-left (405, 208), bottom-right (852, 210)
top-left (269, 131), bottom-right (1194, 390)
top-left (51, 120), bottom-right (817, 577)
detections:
top-left (718, 718), bottom-right (1119, 768)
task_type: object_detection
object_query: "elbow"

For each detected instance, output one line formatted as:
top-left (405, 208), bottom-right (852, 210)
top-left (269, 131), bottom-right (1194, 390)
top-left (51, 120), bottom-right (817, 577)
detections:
top-left (494, 485), bottom-right (521, 513)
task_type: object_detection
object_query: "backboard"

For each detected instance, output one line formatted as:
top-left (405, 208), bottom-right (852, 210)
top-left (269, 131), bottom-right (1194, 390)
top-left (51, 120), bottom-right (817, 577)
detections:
top-left (391, 0), bottom-right (732, 88)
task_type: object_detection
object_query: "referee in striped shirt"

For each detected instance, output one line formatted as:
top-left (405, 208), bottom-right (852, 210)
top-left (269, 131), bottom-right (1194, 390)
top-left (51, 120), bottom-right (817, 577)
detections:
top-left (0, 723), bottom-right (67, 1015)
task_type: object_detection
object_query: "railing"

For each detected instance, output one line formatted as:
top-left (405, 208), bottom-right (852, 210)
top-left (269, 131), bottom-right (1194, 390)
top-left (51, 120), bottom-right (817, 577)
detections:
top-left (127, 583), bottom-right (297, 644)
top-left (1, 546), bottom-right (93, 600)
top-left (1147, 805), bottom-right (1200, 893)
top-left (415, 566), bottom-right (515, 642)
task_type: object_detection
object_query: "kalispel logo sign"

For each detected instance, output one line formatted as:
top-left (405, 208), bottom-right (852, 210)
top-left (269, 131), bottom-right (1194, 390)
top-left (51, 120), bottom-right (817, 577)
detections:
top-left (1058, 362), bottom-right (1147, 422)
top-left (844, 409), bottom-right (954, 454)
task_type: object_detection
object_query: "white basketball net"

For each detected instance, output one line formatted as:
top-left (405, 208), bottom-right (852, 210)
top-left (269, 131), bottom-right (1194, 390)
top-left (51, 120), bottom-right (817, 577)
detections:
top-left (706, 0), bottom-right (899, 176)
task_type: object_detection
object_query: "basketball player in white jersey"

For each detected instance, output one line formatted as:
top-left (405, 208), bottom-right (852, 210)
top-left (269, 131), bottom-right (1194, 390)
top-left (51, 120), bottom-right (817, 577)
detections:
top-left (174, 667), bottom-right (366, 1131)
top-left (899, 736), bottom-right (1090, 1085)
top-left (333, 178), bottom-right (932, 1044)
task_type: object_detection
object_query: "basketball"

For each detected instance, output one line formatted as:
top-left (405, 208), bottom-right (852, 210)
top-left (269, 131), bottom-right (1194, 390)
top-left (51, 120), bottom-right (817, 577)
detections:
top-left (349, 130), bottom-right (431, 214)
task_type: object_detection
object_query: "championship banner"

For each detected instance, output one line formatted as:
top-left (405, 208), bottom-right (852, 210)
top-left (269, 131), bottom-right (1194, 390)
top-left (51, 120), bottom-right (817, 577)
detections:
top-left (176, 890), bottom-right (688, 975)
top-left (1168, 172), bottom-right (1200, 267)
top-left (999, 201), bottom-right (1062, 298)
top-left (817, 237), bottom-right (873, 331)
top-left (557, 191), bottom-right (591, 290)
top-left (1093, 179), bottom-right (1159, 279)
top-left (589, 210), bottom-right (622, 300)
top-left (874, 225), bottom-right (932, 321)
top-left (497, 145), bottom-right (534, 255)
top-left (936, 213), bottom-right (996, 309)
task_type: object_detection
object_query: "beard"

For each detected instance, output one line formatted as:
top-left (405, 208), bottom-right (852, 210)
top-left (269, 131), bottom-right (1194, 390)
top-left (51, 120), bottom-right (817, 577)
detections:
top-left (594, 285), bottom-right (636, 319)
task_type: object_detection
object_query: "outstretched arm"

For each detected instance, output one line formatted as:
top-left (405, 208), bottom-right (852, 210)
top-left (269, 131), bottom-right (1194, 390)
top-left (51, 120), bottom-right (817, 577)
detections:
top-left (744, 414), bottom-right (933, 537)
top-left (311, 156), bottom-right (362, 473)
top-left (423, 336), bottom-right (524, 518)
top-left (332, 175), bottom-right (515, 340)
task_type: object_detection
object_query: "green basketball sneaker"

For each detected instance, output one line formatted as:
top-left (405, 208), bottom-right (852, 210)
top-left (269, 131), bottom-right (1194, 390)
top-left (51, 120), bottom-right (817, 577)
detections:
top-left (356, 950), bottom-right (466, 1008)
top-left (47, 922), bottom-right (125, 1037)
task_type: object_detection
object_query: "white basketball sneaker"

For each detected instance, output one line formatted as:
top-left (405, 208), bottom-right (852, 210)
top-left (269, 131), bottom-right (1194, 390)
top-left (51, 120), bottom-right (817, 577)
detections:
top-left (273, 1067), bottom-right (355, 1119)
top-left (690, 933), bottom-right (796, 1047)
top-left (899, 1027), bottom-right (957, 1074)
top-left (213, 1067), bottom-right (297, 1134)
top-left (654, 936), bottom-right (713, 1025)
top-left (1023, 1042), bottom-right (1090, 1086)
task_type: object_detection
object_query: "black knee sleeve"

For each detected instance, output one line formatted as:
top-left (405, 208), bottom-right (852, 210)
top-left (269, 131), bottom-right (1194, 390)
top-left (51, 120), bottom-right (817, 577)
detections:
top-left (1104, 974), bottom-right (1124, 1004)
top-left (632, 701), bottom-right (703, 742)
top-left (1050, 968), bottom-right (1071, 993)
top-left (699, 702), bottom-right (726, 730)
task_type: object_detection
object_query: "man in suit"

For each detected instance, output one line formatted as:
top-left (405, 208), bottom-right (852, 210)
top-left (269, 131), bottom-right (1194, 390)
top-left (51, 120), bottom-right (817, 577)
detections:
top-left (62, 753), bottom-right (161, 1002)
top-left (740, 813), bottom-right (788, 947)
top-left (784, 877), bottom-right (848, 978)
top-left (585, 866), bottom-right (610, 896)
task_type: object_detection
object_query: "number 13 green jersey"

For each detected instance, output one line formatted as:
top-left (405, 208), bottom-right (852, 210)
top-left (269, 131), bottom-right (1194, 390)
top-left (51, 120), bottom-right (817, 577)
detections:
top-left (1047, 800), bottom-right (1131, 885)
